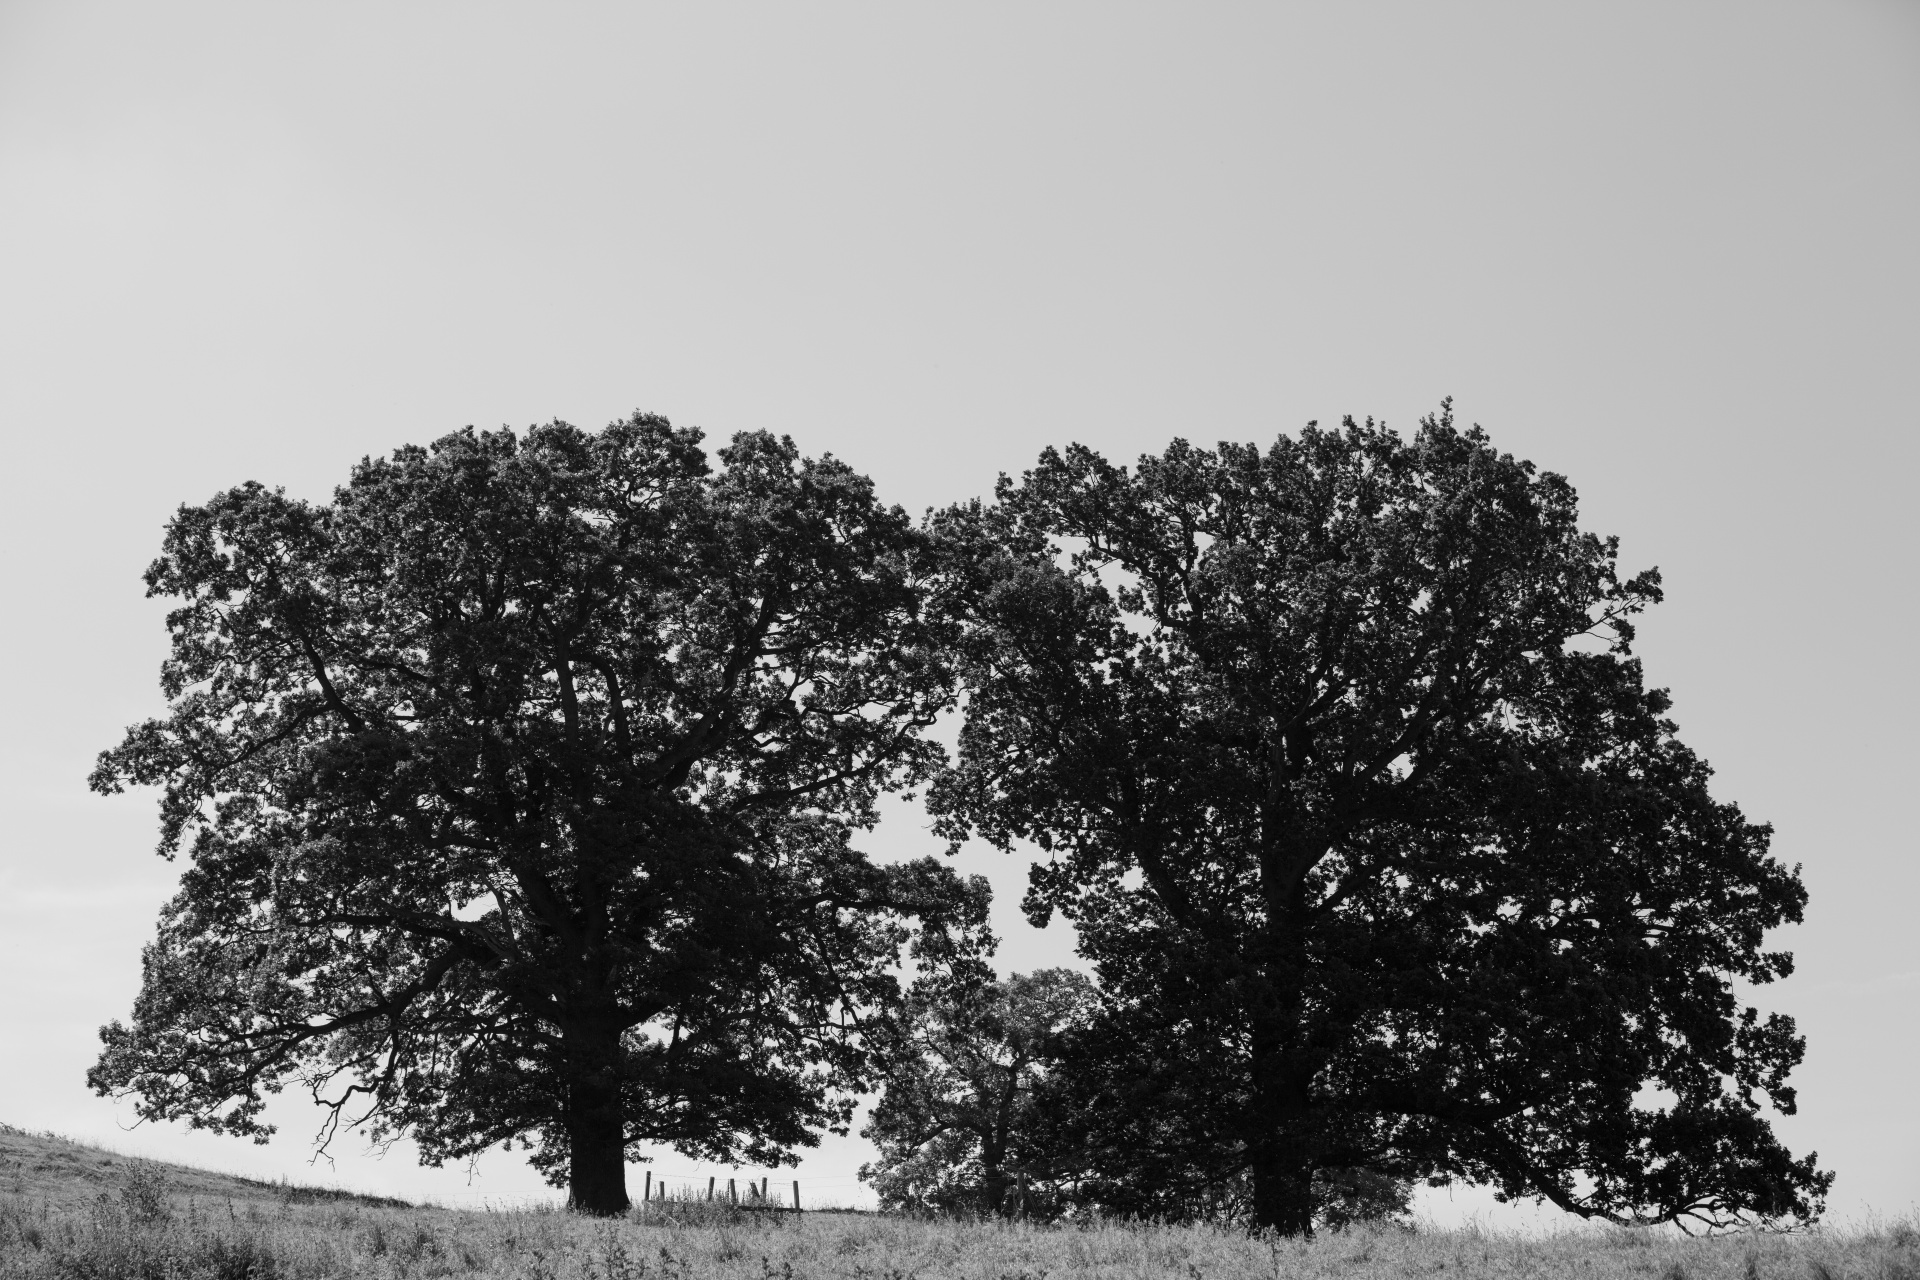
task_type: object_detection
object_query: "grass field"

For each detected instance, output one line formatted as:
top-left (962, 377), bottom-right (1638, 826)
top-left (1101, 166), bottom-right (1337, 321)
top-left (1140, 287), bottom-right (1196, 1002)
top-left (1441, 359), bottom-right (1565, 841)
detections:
top-left (1, 1124), bottom-right (1913, 1279)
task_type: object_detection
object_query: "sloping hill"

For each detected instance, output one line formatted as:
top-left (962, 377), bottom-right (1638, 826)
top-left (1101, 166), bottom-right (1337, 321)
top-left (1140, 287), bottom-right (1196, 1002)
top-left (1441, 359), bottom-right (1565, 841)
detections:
top-left (0, 1122), bottom-right (409, 1212)
top-left (0, 1122), bottom-right (1913, 1280)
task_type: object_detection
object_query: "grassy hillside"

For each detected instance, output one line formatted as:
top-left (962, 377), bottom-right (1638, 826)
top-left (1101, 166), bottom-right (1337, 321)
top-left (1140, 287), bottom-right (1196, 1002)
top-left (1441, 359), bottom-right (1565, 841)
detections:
top-left (0, 1123), bottom-right (1913, 1278)
top-left (0, 1122), bottom-right (408, 1214)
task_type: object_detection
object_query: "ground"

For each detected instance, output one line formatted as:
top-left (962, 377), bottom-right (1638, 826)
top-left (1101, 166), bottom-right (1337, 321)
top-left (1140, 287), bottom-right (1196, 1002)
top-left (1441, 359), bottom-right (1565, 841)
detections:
top-left (0, 1123), bottom-right (1912, 1278)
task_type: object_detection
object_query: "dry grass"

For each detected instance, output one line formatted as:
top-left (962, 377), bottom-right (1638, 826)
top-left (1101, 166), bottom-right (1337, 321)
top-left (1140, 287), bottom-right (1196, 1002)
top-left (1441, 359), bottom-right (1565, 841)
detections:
top-left (0, 1122), bottom-right (408, 1214)
top-left (0, 1125), bottom-right (1913, 1279)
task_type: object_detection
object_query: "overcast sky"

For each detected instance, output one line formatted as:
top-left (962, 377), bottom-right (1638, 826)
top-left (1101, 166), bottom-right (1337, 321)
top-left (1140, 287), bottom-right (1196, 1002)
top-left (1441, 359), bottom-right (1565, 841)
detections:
top-left (1, 0), bottom-right (1914, 1224)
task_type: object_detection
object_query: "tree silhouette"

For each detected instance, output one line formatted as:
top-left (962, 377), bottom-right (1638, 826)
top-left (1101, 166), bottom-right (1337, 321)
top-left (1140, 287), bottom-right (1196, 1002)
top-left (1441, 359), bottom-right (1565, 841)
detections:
top-left (861, 967), bottom-right (1096, 1218)
top-left (90, 417), bottom-right (987, 1215)
top-left (927, 406), bottom-right (1828, 1235)
top-left (1001, 1004), bottom-right (1414, 1229)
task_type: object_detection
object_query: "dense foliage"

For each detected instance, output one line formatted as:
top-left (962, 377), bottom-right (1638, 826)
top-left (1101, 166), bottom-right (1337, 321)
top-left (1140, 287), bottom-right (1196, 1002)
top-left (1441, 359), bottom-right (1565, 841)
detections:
top-left (861, 968), bottom-right (1096, 1218)
top-left (90, 417), bottom-right (988, 1214)
top-left (93, 405), bottom-right (1826, 1235)
top-left (863, 965), bottom-right (1415, 1229)
top-left (925, 406), bottom-right (1827, 1234)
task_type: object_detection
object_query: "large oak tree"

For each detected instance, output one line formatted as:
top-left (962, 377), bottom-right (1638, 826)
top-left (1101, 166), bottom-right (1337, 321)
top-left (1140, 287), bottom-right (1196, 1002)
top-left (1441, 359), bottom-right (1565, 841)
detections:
top-left (91, 417), bottom-right (987, 1214)
top-left (927, 407), bottom-right (1828, 1235)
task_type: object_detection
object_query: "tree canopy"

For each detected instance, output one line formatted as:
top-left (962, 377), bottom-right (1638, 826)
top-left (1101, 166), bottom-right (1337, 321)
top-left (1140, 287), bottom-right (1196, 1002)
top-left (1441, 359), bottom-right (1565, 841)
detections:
top-left (90, 417), bottom-right (988, 1215)
top-left (926, 406), bottom-right (1827, 1235)
top-left (862, 967), bottom-right (1096, 1219)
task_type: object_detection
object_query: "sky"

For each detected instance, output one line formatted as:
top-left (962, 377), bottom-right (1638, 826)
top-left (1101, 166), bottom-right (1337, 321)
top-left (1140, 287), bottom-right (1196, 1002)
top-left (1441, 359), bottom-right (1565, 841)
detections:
top-left (0, 0), bottom-right (1915, 1225)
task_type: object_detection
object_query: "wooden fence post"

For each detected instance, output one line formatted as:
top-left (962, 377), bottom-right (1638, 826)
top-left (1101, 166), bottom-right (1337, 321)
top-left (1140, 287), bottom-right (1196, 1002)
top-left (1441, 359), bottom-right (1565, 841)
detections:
top-left (729, 1178), bottom-right (736, 1204)
top-left (792, 1180), bottom-right (800, 1212)
top-left (707, 1176), bottom-right (716, 1202)
top-left (643, 1172), bottom-right (651, 1203)
top-left (760, 1177), bottom-right (768, 1202)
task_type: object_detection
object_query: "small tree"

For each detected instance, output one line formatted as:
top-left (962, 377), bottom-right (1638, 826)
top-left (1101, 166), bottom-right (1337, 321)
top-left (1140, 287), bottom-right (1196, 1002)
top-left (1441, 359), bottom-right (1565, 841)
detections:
top-left (90, 416), bottom-right (988, 1214)
top-left (861, 968), bottom-right (1096, 1218)
top-left (928, 407), bottom-right (1829, 1235)
top-left (1313, 1167), bottom-right (1413, 1232)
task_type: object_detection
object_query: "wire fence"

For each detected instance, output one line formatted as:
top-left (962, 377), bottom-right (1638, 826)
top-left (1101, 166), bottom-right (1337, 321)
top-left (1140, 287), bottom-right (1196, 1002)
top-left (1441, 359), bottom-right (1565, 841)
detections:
top-left (631, 1170), bottom-right (874, 1212)
top-left (416, 1171), bottom-right (875, 1212)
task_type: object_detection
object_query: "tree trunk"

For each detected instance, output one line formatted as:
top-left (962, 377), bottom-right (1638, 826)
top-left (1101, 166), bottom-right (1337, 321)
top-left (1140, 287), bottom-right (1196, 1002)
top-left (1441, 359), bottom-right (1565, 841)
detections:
top-left (1249, 1035), bottom-right (1317, 1236)
top-left (981, 1137), bottom-right (1010, 1217)
top-left (564, 1023), bottom-right (630, 1216)
top-left (1249, 1119), bottom-right (1317, 1235)
top-left (1249, 868), bottom-right (1315, 1235)
top-left (1251, 788), bottom-right (1320, 1236)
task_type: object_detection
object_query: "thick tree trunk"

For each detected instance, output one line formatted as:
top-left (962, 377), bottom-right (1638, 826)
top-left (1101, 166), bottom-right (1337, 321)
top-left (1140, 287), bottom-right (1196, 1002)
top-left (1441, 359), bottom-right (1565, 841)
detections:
top-left (1249, 1031), bottom-right (1317, 1235)
top-left (1250, 783), bottom-right (1321, 1237)
top-left (1250, 846), bottom-right (1317, 1234)
top-left (981, 1143), bottom-right (1010, 1218)
top-left (1249, 1117), bottom-right (1317, 1235)
top-left (564, 1023), bottom-right (630, 1216)
top-left (1251, 1157), bottom-right (1316, 1236)
top-left (985, 1065), bottom-right (1027, 1218)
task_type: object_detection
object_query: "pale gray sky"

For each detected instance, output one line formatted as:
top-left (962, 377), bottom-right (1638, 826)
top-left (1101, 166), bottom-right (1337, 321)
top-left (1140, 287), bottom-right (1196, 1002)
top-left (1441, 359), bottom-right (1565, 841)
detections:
top-left (1, 0), bottom-right (1914, 1223)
